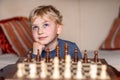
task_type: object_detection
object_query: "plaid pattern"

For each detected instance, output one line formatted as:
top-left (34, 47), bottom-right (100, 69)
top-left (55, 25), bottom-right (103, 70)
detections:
top-left (99, 18), bottom-right (120, 50)
top-left (0, 17), bottom-right (34, 56)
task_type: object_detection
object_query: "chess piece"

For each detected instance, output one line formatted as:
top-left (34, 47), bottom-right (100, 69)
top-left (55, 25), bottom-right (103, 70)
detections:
top-left (16, 63), bottom-right (25, 78)
top-left (65, 54), bottom-right (71, 63)
top-left (45, 48), bottom-right (50, 63)
top-left (64, 55), bottom-right (71, 79)
top-left (83, 50), bottom-right (88, 63)
top-left (36, 49), bottom-right (41, 62)
top-left (56, 45), bottom-right (60, 60)
top-left (75, 61), bottom-right (83, 79)
top-left (28, 63), bottom-right (38, 78)
top-left (51, 57), bottom-right (60, 79)
top-left (100, 65), bottom-right (108, 79)
top-left (74, 48), bottom-right (78, 62)
top-left (64, 43), bottom-right (69, 59)
top-left (90, 64), bottom-right (97, 79)
top-left (40, 60), bottom-right (47, 79)
top-left (94, 50), bottom-right (99, 63)
top-left (27, 50), bottom-right (32, 62)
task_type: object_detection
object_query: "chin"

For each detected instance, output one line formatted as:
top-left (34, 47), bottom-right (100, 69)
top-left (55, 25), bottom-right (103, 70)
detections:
top-left (37, 41), bottom-right (49, 45)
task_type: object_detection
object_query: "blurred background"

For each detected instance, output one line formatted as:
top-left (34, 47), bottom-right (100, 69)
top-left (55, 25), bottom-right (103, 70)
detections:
top-left (0, 0), bottom-right (120, 51)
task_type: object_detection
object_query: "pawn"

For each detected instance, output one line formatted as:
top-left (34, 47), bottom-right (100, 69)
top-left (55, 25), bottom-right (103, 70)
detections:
top-left (36, 49), bottom-right (41, 62)
top-left (16, 63), bottom-right (25, 78)
top-left (28, 63), bottom-right (38, 79)
top-left (83, 50), bottom-right (88, 63)
top-left (75, 61), bottom-right (83, 79)
top-left (94, 50), bottom-right (99, 63)
top-left (40, 60), bottom-right (47, 79)
top-left (74, 48), bottom-right (78, 62)
top-left (90, 64), bottom-right (97, 79)
top-left (100, 65), bottom-right (108, 79)
top-left (51, 57), bottom-right (60, 79)
top-left (27, 50), bottom-right (32, 62)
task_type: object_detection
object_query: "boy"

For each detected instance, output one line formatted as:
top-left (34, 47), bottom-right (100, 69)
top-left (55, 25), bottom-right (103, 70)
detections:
top-left (27, 5), bottom-right (82, 59)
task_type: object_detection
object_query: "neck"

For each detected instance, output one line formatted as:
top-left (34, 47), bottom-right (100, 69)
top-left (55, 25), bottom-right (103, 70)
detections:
top-left (45, 38), bottom-right (58, 51)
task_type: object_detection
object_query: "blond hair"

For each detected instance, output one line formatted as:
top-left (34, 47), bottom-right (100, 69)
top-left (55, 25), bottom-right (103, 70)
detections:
top-left (29, 5), bottom-right (63, 25)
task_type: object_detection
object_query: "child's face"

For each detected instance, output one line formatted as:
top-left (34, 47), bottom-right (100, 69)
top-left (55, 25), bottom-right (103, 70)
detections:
top-left (32, 16), bottom-right (62, 45)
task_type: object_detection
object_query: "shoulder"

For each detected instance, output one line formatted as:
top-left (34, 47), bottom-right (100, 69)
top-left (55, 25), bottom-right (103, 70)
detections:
top-left (58, 38), bottom-right (75, 45)
top-left (58, 38), bottom-right (78, 50)
top-left (58, 38), bottom-right (76, 46)
top-left (58, 38), bottom-right (82, 59)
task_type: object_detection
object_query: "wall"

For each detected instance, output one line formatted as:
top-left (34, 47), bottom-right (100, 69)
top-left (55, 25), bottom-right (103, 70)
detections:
top-left (80, 0), bottom-right (120, 50)
top-left (0, 0), bottom-right (120, 50)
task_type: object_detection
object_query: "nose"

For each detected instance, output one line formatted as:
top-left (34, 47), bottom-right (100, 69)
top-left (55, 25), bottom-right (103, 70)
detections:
top-left (38, 28), bottom-right (43, 35)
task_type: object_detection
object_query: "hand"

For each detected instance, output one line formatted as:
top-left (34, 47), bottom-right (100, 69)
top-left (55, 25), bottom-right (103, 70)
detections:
top-left (33, 42), bottom-right (45, 55)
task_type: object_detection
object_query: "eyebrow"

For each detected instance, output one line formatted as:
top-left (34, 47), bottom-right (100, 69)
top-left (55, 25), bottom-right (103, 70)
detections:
top-left (32, 20), bottom-right (50, 27)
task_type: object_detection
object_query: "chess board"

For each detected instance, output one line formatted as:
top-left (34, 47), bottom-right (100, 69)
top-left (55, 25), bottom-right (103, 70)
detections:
top-left (13, 58), bottom-right (111, 80)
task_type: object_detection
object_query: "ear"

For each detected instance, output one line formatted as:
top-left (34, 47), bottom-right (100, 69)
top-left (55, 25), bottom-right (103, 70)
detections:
top-left (57, 24), bottom-right (62, 34)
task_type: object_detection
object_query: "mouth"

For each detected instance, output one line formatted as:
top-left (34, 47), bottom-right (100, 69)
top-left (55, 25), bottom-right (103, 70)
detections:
top-left (38, 36), bottom-right (47, 40)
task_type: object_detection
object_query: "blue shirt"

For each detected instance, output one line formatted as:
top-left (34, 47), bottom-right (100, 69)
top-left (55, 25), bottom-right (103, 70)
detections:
top-left (26, 38), bottom-right (82, 59)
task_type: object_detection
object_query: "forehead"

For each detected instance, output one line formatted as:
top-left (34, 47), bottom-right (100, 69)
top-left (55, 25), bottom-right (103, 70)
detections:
top-left (32, 15), bottom-right (56, 24)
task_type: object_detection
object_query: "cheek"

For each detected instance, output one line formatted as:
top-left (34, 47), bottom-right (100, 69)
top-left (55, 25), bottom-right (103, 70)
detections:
top-left (46, 28), bottom-right (57, 36)
top-left (32, 31), bottom-right (38, 39)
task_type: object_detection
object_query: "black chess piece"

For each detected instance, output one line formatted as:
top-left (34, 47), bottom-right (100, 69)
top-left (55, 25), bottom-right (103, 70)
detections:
top-left (74, 48), bottom-right (78, 62)
top-left (27, 50), bottom-right (32, 62)
top-left (64, 43), bottom-right (68, 60)
top-left (56, 45), bottom-right (60, 60)
top-left (83, 50), bottom-right (88, 63)
top-left (45, 48), bottom-right (50, 63)
top-left (94, 50), bottom-right (99, 63)
top-left (36, 49), bottom-right (41, 62)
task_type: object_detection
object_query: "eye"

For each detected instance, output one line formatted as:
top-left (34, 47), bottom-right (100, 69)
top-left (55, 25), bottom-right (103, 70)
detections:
top-left (32, 26), bottom-right (39, 30)
top-left (43, 23), bottom-right (49, 28)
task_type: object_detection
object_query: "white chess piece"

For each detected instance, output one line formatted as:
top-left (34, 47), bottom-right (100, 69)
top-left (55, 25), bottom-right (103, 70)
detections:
top-left (100, 65), bottom-right (108, 79)
top-left (16, 63), bottom-right (25, 78)
top-left (51, 57), bottom-right (60, 79)
top-left (90, 64), bottom-right (97, 79)
top-left (40, 60), bottom-right (47, 79)
top-left (28, 63), bottom-right (38, 78)
top-left (75, 61), bottom-right (83, 79)
top-left (64, 55), bottom-right (71, 79)
top-left (65, 54), bottom-right (71, 63)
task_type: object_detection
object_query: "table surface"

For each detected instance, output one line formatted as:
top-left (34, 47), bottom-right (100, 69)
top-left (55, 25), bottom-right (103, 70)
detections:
top-left (0, 57), bottom-right (120, 80)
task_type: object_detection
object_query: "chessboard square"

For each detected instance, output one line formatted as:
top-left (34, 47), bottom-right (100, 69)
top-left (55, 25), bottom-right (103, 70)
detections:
top-left (83, 68), bottom-right (90, 71)
top-left (82, 71), bottom-right (90, 78)
top-left (71, 70), bottom-right (76, 76)
top-left (47, 62), bottom-right (53, 66)
top-left (47, 70), bottom-right (53, 76)
top-left (72, 65), bottom-right (77, 69)
top-left (47, 67), bottom-right (53, 71)
top-left (59, 64), bottom-right (65, 68)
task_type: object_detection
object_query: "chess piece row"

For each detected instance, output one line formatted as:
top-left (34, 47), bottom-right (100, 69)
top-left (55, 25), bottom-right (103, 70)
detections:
top-left (26, 43), bottom-right (80, 62)
top-left (17, 55), bottom-right (109, 80)
top-left (83, 50), bottom-right (99, 63)
top-left (27, 43), bottom-right (100, 63)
